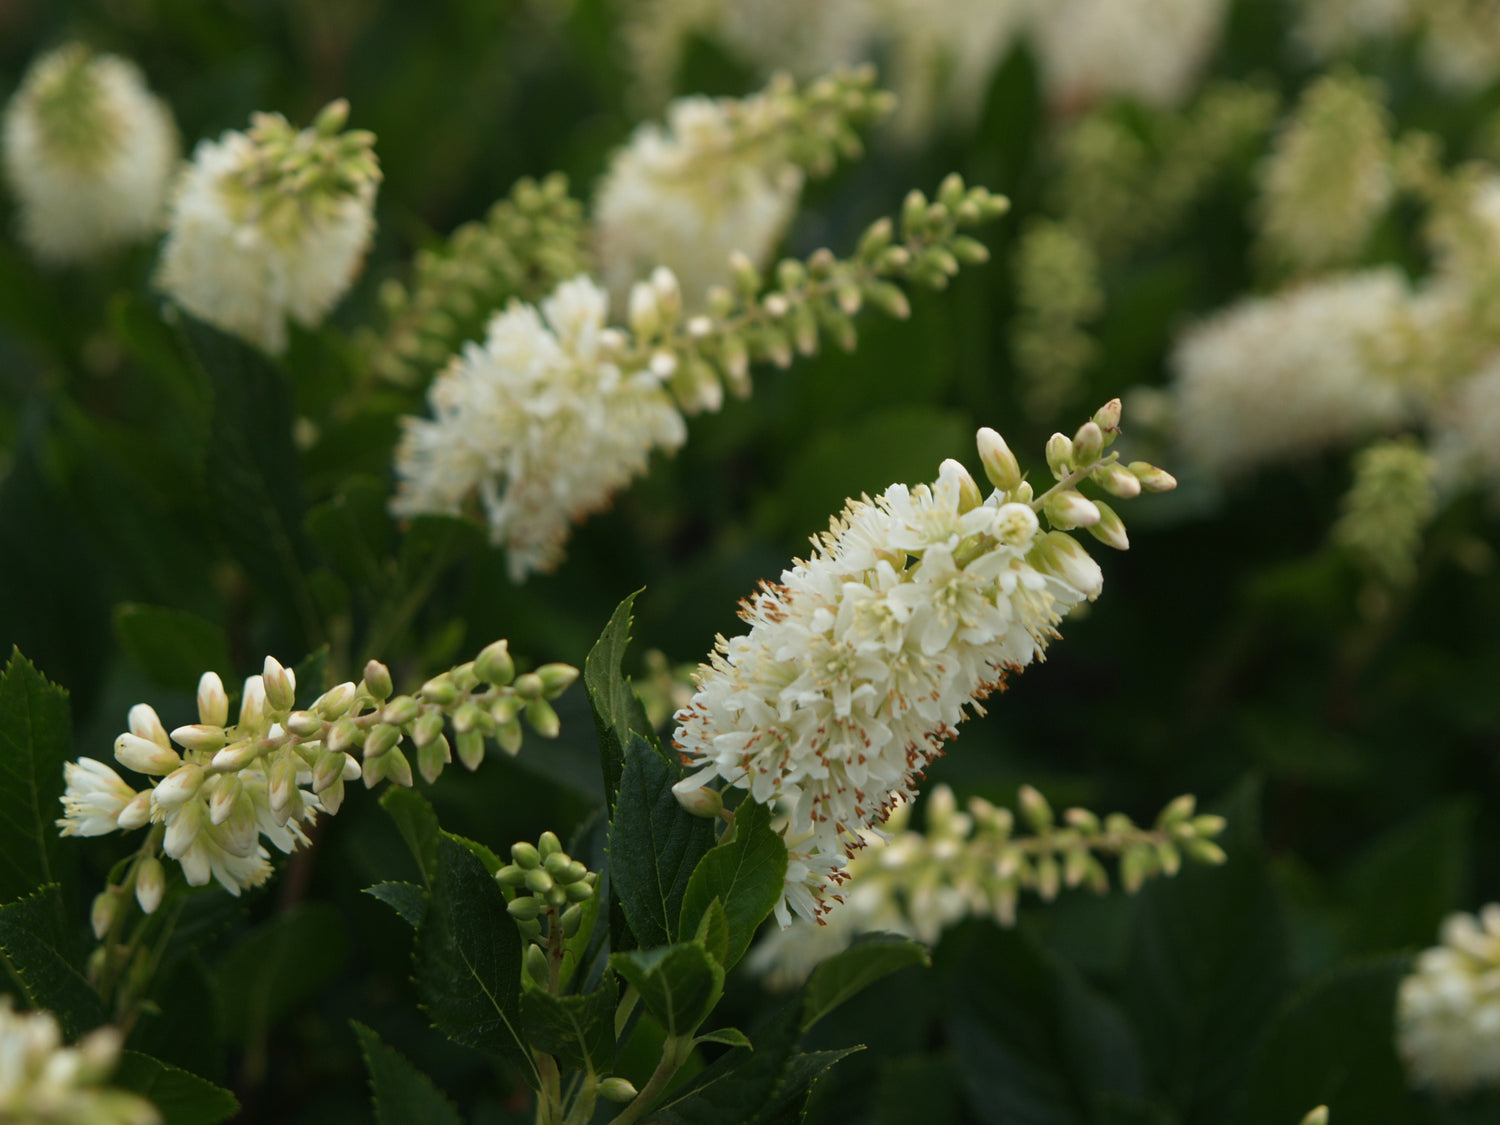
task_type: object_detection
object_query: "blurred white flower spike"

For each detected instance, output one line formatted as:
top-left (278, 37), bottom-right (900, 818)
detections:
top-left (0, 998), bottom-right (160, 1125)
top-left (1398, 905), bottom-right (1500, 1094)
top-left (155, 99), bottom-right (380, 355)
top-left (2, 44), bottom-right (178, 266)
top-left (671, 402), bottom-right (1176, 926)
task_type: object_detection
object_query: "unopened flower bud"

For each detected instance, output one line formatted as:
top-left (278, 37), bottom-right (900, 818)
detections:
top-left (208, 777), bottom-right (242, 826)
top-left (525, 943), bottom-right (551, 985)
top-left (327, 717), bottom-right (361, 754)
top-left (170, 724), bottom-right (227, 753)
top-left (456, 729), bottom-right (485, 771)
top-left (976, 427), bottom-right (1022, 492)
top-left (496, 718), bottom-right (524, 757)
top-left (238, 675), bottom-right (268, 732)
top-left (496, 864), bottom-right (527, 887)
top-left (419, 674), bottom-right (459, 705)
top-left (561, 903), bottom-right (583, 938)
top-left (114, 732), bottom-right (181, 776)
top-left (628, 281), bottom-right (661, 339)
top-left (525, 868), bottom-right (555, 895)
top-left (1071, 421), bottom-right (1104, 465)
top-left (1028, 530), bottom-right (1104, 600)
top-left (211, 739), bottom-right (262, 772)
top-left (1093, 398), bottom-right (1122, 435)
top-left (536, 663), bottom-right (579, 698)
top-left (381, 695), bottom-right (421, 727)
top-left (538, 831), bottom-right (562, 860)
top-left (117, 791), bottom-right (152, 831)
top-left (364, 723), bottom-right (402, 760)
top-left (380, 749), bottom-right (414, 788)
top-left (135, 856), bottom-right (165, 915)
top-left (197, 672), bottom-right (229, 726)
top-left (525, 699), bottom-right (560, 739)
top-left (1092, 463), bottom-right (1141, 500)
top-left (512, 842), bottom-right (541, 869)
top-left (152, 764), bottom-right (204, 809)
top-left (1127, 461), bottom-right (1177, 492)
top-left (475, 639), bottom-right (516, 687)
top-left (262, 656), bottom-right (296, 711)
top-left (1043, 490), bottom-right (1101, 530)
top-left (672, 781), bottom-right (724, 819)
top-left (312, 680), bottom-right (358, 719)
top-left (286, 710), bottom-right (323, 738)
top-left (1045, 433), bottom-right (1074, 478)
top-left (650, 266), bottom-right (681, 320)
top-left (129, 705), bottom-right (171, 750)
top-left (417, 738), bottom-right (450, 785)
top-left (1018, 784), bottom-right (1053, 832)
top-left (513, 673), bottom-right (544, 700)
top-left (600, 1077), bottom-right (638, 1102)
top-left (507, 895), bottom-right (541, 921)
top-left (268, 755), bottom-right (299, 814)
top-left (1086, 499), bottom-right (1129, 551)
top-left (940, 459), bottom-right (984, 514)
top-left (320, 774), bottom-right (346, 814)
top-left (91, 889), bottom-right (122, 940)
top-left (363, 660), bottom-right (393, 701)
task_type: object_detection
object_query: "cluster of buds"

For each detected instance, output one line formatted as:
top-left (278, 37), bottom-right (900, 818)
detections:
top-left (0, 998), bottom-right (159, 1125)
top-left (1331, 437), bottom-right (1437, 594)
top-left (58, 639), bottom-right (577, 908)
top-left (615, 172), bottom-right (1008, 414)
top-left (496, 831), bottom-right (598, 990)
top-left (363, 172), bottom-right (592, 386)
top-left (1010, 217), bottom-right (1103, 422)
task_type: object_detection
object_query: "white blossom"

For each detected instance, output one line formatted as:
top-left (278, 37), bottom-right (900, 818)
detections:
top-left (391, 274), bottom-right (688, 581)
top-left (1398, 905), bottom-right (1500, 1094)
top-left (56, 760), bottom-right (138, 838)
top-left (593, 94), bottom-right (803, 309)
top-left (1169, 269), bottom-right (1416, 480)
top-left (1429, 355), bottom-right (1500, 504)
top-left (672, 453), bottom-right (1101, 925)
top-left (0, 998), bottom-right (159, 1125)
top-left (2, 44), bottom-right (178, 265)
top-left (155, 103), bottom-right (379, 355)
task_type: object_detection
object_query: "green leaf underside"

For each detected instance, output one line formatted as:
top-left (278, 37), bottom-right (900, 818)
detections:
top-left (0, 650), bottom-right (70, 906)
top-left (680, 799), bottom-right (788, 971)
top-left (363, 881), bottom-right (428, 929)
top-left (352, 1021), bottom-right (464, 1125)
top-left (611, 942), bottom-right (723, 1040)
top-left (113, 1051), bottom-right (239, 1125)
top-left (414, 834), bottom-right (532, 1081)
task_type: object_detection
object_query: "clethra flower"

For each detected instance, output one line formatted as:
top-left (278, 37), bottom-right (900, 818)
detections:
top-left (2, 44), bottom-right (178, 265)
top-left (56, 760), bottom-right (138, 838)
top-left (391, 273), bottom-right (688, 581)
top-left (0, 998), bottom-right (159, 1125)
top-left (672, 410), bottom-right (1166, 926)
top-left (593, 93), bottom-right (803, 309)
top-left (155, 99), bottom-right (379, 355)
top-left (1397, 905), bottom-right (1500, 1094)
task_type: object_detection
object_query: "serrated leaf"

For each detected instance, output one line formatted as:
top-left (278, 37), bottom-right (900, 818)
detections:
top-left (0, 649), bottom-right (70, 905)
top-left (112, 604), bottom-right (230, 695)
top-left (692, 898), bottom-right (730, 968)
top-left (210, 903), bottom-right (347, 1046)
top-left (608, 733), bottom-right (716, 949)
top-left (0, 885), bottom-right (104, 1038)
top-left (585, 590), bottom-right (666, 815)
top-left (414, 834), bottom-right (532, 1081)
top-left (448, 833), bottom-right (504, 876)
top-left (652, 1002), bottom-right (802, 1125)
top-left (113, 1051), bottom-right (239, 1125)
top-left (751, 1046), bottom-right (863, 1125)
top-left (610, 943), bottom-right (723, 1040)
top-left (801, 933), bottom-right (931, 1032)
top-left (381, 786), bottom-right (441, 886)
top-left (351, 1021), bottom-right (463, 1125)
top-left (364, 882), bottom-right (428, 929)
top-left (680, 800), bottom-right (787, 971)
top-left (519, 970), bottom-right (618, 1074)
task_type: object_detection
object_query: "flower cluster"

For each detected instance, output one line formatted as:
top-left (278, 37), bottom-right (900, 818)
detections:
top-left (1291, 0), bottom-right (1500, 94)
top-left (593, 67), bottom-right (895, 309)
top-left (1010, 217), bottom-right (1103, 421)
top-left (57, 640), bottom-right (576, 901)
top-left (1397, 905), bottom-right (1500, 1094)
top-left (2, 44), bottom-right (178, 266)
top-left (496, 831), bottom-right (600, 991)
top-left (749, 784), bottom-right (1226, 986)
top-left (155, 99), bottom-right (380, 354)
top-left (1169, 269), bottom-right (1415, 480)
top-left (391, 176), bottom-right (1006, 579)
top-left (1255, 72), bottom-right (1394, 275)
top-left (390, 274), bottom-right (688, 580)
top-left (672, 402), bottom-right (1176, 925)
top-left (0, 999), bottom-right (159, 1125)
top-left (1331, 437), bottom-right (1437, 590)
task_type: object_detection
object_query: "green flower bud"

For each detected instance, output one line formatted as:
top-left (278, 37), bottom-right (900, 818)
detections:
top-left (508, 895), bottom-right (542, 921)
top-left (536, 663), bottom-right (579, 698)
top-left (1085, 499), bottom-right (1129, 551)
top-left (381, 695), bottom-right (421, 727)
top-left (1045, 433), bottom-right (1074, 478)
top-left (285, 710), bottom-right (323, 738)
top-left (517, 918), bottom-right (543, 940)
top-left (511, 842), bottom-right (541, 869)
top-left (561, 904), bottom-right (583, 938)
top-left (363, 723), bottom-right (401, 760)
top-left (525, 698), bottom-right (560, 739)
top-left (1018, 784), bottom-right (1053, 832)
top-left (564, 879), bottom-right (595, 903)
top-left (326, 717), bottom-right (361, 754)
top-left (525, 868), bottom-right (554, 895)
top-left (976, 427), bottom-right (1022, 492)
top-left (545, 885), bottom-right (568, 909)
top-left (1072, 421), bottom-right (1104, 465)
top-left (475, 639), bottom-right (516, 686)
top-left (363, 659), bottom-right (393, 701)
top-left (600, 1077), bottom-right (638, 1102)
top-left (410, 709), bottom-right (445, 749)
top-left (538, 831), bottom-right (562, 859)
top-left (417, 738), bottom-right (450, 785)
top-left (526, 943), bottom-right (550, 985)
top-left (456, 729), bottom-right (485, 771)
top-left (419, 674), bottom-right (459, 706)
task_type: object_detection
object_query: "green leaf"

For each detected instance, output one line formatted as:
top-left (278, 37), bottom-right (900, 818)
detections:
top-left (0, 885), bottom-right (104, 1038)
top-left (750, 1046), bottom-right (863, 1125)
top-left (447, 833), bottom-right (504, 877)
top-left (1231, 958), bottom-right (1418, 1125)
top-left (584, 590), bottom-right (665, 814)
top-left (113, 1051), bottom-right (239, 1125)
top-left (351, 1021), bottom-right (463, 1125)
top-left (941, 923), bottom-right (1149, 1125)
top-left (112, 604), bottom-right (231, 695)
top-left (801, 933), bottom-right (931, 1031)
top-left (304, 475), bottom-right (396, 596)
top-left (381, 786), bottom-right (442, 886)
top-left (210, 903), bottom-right (347, 1046)
top-left (519, 970), bottom-right (618, 1074)
top-left (1123, 779), bottom-right (1289, 1122)
top-left (610, 942), bottom-right (723, 1040)
top-left (608, 733), bottom-right (717, 949)
top-left (680, 800), bottom-right (788, 971)
top-left (180, 317), bottom-right (317, 639)
top-left (364, 882), bottom-right (428, 929)
top-left (0, 650), bottom-right (70, 905)
top-left (1342, 799), bottom-right (1475, 955)
top-left (692, 898), bottom-right (730, 968)
top-left (651, 1002), bottom-right (802, 1125)
top-left (414, 834), bottom-right (532, 1080)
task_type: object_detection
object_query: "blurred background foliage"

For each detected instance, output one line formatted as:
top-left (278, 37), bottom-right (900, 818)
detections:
top-left (3, 0), bottom-right (1500, 1121)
